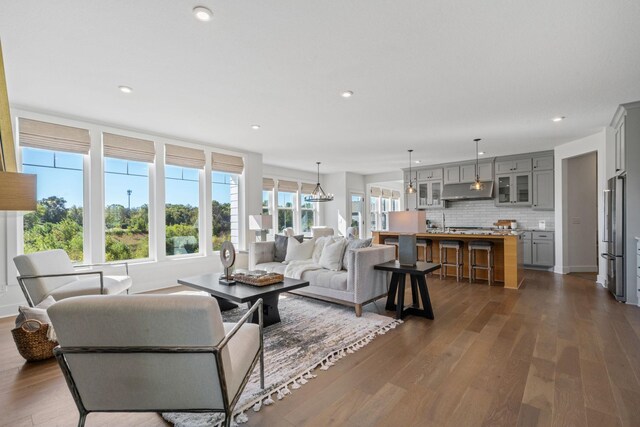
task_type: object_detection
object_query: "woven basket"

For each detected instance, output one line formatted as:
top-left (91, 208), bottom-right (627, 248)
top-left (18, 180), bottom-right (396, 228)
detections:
top-left (234, 272), bottom-right (285, 287)
top-left (11, 319), bottom-right (58, 362)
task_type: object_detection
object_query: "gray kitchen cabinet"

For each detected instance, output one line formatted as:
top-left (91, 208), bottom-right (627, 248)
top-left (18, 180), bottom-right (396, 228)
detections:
top-left (417, 168), bottom-right (443, 180)
top-left (522, 233), bottom-right (532, 265)
top-left (478, 162), bottom-right (493, 181)
top-left (445, 162), bottom-right (493, 184)
top-left (444, 166), bottom-right (460, 184)
top-left (495, 158), bottom-right (532, 173)
top-left (532, 170), bottom-right (554, 210)
top-left (496, 172), bottom-right (532, 206)
top-left (532, 239), bottom-right (554, 266)
top-left (417, 180), bottom-right (444, 208)
top-left (459, 164), bottom-right (476, 183)
top-left (532, 155), bottom-right (553, 171)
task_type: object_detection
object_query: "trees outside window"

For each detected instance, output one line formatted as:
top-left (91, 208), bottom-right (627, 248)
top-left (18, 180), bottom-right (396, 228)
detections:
top-left (278, 191), bottom-right (295, 232)
top-left (300, 194), bottom-right (315, 235)
top-left (211, 172), bottom-right (238, 251)
top-left (22, 148), bottom-right (84, 262)
top-left (165, 165), bottom-right (200, 255)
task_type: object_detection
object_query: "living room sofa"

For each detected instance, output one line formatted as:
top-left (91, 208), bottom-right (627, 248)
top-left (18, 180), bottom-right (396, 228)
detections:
top-left (249, 241), bottom-right (394, 316)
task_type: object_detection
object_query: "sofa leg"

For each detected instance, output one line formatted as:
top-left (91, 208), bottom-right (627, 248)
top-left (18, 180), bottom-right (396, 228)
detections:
top-left (355, 304), bottom-right (363, 317)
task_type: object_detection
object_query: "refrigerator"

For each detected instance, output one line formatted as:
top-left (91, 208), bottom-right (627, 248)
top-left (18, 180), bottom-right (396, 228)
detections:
top-left (602, 175), bottom-right (626, 301)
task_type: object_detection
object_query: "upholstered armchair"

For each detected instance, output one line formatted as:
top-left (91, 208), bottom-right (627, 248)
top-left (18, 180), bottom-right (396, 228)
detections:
top-left (14, 249), bottom-right (131, 307)
top-left (48, 294), bottom-right (264, 427)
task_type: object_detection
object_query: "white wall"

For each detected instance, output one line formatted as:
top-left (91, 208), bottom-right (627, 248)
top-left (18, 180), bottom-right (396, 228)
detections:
top-left (320, 172), bottom-right (348, 235)
top-left (565, 152), bottom-right (598, 272)
top-left (262, 164), bottom-right (318, 183)
top-left (553, 130), bottom-right (607, 285)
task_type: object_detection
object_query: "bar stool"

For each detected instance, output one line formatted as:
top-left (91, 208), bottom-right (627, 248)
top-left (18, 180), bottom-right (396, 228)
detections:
top-left (439, 240), bottom-right (464, 281)
top-left (384, 237), bottom-right (399, 259)
top-left (468, 240), bottom-right (494, 285)
top-left (416, 238), bottom-right (433, 262)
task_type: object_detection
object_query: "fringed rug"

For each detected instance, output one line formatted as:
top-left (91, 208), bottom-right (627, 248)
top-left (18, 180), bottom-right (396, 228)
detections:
top-left (162, 293), bottom-right (401, 427)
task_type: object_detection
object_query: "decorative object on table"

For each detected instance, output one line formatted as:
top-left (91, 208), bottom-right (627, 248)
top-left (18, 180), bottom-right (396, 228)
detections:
top-left (304, 162), bottom-right (334, 202)
top-left (163, 293), bottom-right (402, 427)
top-left (233, 271), bottom-right (284, 287)
top-left (398, 234), bottom-right (418, 266)
top-left (0, 40), bottom-right (37, 210)
top-left (249, 214), bottom-right (273, 242)
top-left (406, 149), bottom-right (416, 194)
top-left (470, 138), bottom-right (485, 191)
top-left (494, 219), bottom-right (516, 228)
top-left (11, 319), bottom-right (57, 362)
top-left (219, 241), bottom-right (236, 285)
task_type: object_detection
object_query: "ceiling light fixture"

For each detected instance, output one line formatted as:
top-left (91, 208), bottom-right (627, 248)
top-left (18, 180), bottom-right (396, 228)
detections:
top-left (341, 91), bottom-right (354, 98)
top-left (118, 86), bottom-right (132, 94)
top-left (193, 6), bottom-right (213, 21)
top-left (552, 116), bottom-right (565, 122)
top-left (470, 138), bottom-right (485, 191)
top-left (478, 151), bottom-right (485, 155)
top-left (251, 124), bottom-right (261, 130)
top-left (406, 149), bottom-right (416, 194)
top-left (414, 160), bottom-right (422, 164)
top-left (304, 162), bottom-right (334, 202)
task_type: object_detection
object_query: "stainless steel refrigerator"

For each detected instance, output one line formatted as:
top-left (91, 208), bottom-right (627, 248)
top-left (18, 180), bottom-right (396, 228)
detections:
top-left (602, 175), bottom-right (626, 301)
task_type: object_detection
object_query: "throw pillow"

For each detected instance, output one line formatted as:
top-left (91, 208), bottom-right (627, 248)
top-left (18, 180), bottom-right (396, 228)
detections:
top-left (284, 237), bottom-right (315, 263)
top-left (274, 234), bottom-right (303, 262)
top-left (312, 236), bottom-right (330, 263)
top-left (15, 296), bottom-right (57, 341)
top-left (342, 237), bottom-right (373, 271)
top-left (319, 238), bottom-right (348, 271)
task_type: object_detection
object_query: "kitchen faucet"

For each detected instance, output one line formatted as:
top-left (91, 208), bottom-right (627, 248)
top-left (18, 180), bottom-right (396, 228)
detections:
top-left (442, 212), bottom-right (446, 231)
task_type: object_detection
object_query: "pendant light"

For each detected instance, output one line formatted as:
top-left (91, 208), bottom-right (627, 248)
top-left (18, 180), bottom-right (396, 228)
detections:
top-left (470, 138), bottom-right (485, 191)
top-left (304, 162), bottom-right (334, 202)
top-left (406, 149), bottom-right (416, 194)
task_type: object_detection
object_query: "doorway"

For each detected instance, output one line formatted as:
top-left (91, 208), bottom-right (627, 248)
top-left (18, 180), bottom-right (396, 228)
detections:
top-left (350, 193), bottom-right (364, 239)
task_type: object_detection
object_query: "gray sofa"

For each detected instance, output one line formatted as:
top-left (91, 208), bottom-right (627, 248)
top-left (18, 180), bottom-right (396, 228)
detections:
top-left (249, 241), bottom-right (394, 316)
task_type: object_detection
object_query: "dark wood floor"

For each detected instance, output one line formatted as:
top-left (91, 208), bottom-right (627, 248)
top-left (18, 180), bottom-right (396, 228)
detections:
top-left (2, 270), bottom-right (639, 426)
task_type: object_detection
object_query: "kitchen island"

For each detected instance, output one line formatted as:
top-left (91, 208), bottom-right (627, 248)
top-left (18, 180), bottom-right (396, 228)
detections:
top-left (372, 230), bottom-right (525, 289)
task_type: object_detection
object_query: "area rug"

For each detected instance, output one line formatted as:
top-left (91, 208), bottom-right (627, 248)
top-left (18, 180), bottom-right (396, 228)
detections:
top-left (162, 293), bottom-right (401, 427)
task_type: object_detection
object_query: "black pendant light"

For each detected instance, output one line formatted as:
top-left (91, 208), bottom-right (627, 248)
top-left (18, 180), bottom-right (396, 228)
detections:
top-left (406, 149), bottom-right (416, 194)
top-left (304, 162), bottom-right (334, 202)
top-left (470, 138), bottom-right (485, 191)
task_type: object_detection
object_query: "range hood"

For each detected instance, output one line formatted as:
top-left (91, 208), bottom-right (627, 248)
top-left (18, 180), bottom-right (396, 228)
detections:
top-left (441, 182), bottom-right (494, 200)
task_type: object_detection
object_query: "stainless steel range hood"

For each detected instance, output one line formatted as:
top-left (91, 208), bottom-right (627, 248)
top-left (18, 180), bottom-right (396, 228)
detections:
top-left (441, 182), bottom-right (494, 200)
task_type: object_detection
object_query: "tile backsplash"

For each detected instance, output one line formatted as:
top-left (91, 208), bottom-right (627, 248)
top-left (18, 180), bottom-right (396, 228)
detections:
top-left (423, 199), bottom-right (555, 230)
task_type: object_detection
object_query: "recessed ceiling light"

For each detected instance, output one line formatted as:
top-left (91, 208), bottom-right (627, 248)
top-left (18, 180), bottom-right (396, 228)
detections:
top-left (341, 91), bottom-right (354, 98)
top-left (118, 86), bottom-right (132, 94)
top-left (251, 124), bottom-right (261, 130)
top-left (478, 151), bottom-right (485, 155)
top-left (552, 116), bottom-right (565, 122)
top-left (193, 6), bottom-right (213, 21)
top-left (414, 160), bottom-right (422, 164)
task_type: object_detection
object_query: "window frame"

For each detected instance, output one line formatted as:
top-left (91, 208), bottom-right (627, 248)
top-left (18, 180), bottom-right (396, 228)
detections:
top-left (164, 164), bottom-right (203, 258)
top-left (276, 189), bottom-right (297, 233)
top-left (211, 170), bottom-right (240, 252)
top-left (300, 192), bottom-right (318, 236)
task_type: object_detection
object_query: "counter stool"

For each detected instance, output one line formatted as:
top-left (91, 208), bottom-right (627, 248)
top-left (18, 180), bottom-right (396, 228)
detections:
top-left (468, 240), bottom-right (494, 286)
top-left (439, 240), bottom-right (464, 281)
top-left (416, 238), bottom-right (433, 262)
top-left (384, 237), bottom-right (399, 258)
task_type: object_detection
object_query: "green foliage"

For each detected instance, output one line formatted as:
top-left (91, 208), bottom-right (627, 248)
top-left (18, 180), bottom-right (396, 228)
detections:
top-left (212, 200), bottom-right (230, 237)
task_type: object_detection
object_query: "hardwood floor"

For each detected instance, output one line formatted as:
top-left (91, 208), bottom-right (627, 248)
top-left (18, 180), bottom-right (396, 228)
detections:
top-left (2, 270), bottom-right (640, 426)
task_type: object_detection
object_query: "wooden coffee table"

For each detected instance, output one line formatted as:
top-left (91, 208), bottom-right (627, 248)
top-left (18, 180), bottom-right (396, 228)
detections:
top-left (178, 273), bottom-right (309, 327)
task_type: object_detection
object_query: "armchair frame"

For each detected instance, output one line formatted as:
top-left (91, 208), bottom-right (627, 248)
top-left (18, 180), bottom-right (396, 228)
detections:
top-left (53, 298), bottom-right (264, 427)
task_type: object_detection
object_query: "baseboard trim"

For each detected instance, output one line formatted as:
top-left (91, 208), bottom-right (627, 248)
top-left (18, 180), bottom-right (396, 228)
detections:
top-left (565, 265), bottom-right (599, 273)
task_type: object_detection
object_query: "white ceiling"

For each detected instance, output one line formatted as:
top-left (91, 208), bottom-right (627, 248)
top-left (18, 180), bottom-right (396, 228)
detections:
top-left (1, 1), bottom-right (639, 174)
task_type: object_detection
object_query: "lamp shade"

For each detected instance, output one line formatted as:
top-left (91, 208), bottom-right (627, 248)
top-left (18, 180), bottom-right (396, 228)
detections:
top-left (249, 214), bottom-right (273, 231)
top-left (388, 211), bottom-right (426, 233)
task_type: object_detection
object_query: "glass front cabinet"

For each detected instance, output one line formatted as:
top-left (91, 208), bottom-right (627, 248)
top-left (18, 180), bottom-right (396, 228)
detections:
top-left (495, 173), bottom-right (532, 206)
top-left (417, 180), bottom-right (444, 208)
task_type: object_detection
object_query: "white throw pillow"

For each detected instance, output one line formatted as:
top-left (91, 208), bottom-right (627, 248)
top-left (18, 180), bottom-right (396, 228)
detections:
top-left (312, 236), bottom-right (330, 263)
top-left (319, 238), bottom-right (347, 271)
top-left (284, 237), bottom-right (315, 263)
top-left (15, 296), bottom-right (57, 341)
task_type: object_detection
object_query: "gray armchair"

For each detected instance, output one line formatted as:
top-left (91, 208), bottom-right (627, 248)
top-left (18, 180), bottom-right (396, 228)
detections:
top-left (14, 249), bottom-right (131, 306)
top-left (48, 294), bottom-right (264, 427)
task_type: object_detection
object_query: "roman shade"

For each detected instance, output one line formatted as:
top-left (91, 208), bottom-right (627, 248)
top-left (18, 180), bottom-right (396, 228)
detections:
top-left (103, 133), bottom-right (155, 163)
top-left (278, 180), bottom-right (298, 192)
top-left (262, 178), bottom-right (275, 191)
top-left (165, 144), bottom-right (206, 169)
top-left (381, 189), bottom-right (392, 198)
top-left (392, 190), bottom-right (401, 199)
top-left (370, 187), bottom-right (382, 197)
top-left (19, 118), bottom-right (90, 154)
top-left (211, 152), bottom-right (244, 174)
top-left (301, 183), bottom-right (316, 194)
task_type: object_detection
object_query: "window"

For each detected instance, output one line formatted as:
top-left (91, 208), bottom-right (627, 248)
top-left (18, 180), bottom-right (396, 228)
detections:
top-left (211, 172), bottom-right (238, 251)
top-left (22, 148), bottom-right (85, 261)
top-left (300, 194), bottom-right (315, 235)
top-left (351, 194), bottom-right (364, 239)
top-left (262, 190), bottom-right (271, 214)
top-left (392, 197), bottom-right (400, 212)
top-left (369, 196), bottom-right (379, 232)
top-left (104, 158), bottom-right (150, 261)
top-left (277, 191), bottom-right (295, 232)
top-left (381, 197), bottom-right (390, 231)
top-left (165, 165), bottom-right (200, 255)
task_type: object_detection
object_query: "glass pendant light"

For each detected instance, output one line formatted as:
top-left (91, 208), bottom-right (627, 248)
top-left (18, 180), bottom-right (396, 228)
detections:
top-left (470, 138), bottom-right (485, 191)
top-left (304, 162), bottom-right (334, 202)
top-left (406, 149), bottom-right (416, 193)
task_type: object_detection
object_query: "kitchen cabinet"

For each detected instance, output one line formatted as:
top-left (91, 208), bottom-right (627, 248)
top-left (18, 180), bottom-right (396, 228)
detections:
top-left (496, 172), bottom-right (532, 206)
top-left (522, 232), bottom-right (532, 265)
top-left (495, 158), bottom-right (532, 174)
top-left (417, 168), bottom-right (443, 180)
top-left (460, 164), bottom-right (477, 183)
top-left (444, 162), bottom-right (493, 184)
top-left (532, 155), bottom-right (553, 171)
top-left (444, 166), bottom-right (460, 184)
top-left (614, 113), bottom-right (626, 174)
top-left (532, 170), bottom-right (554, 210)
top-left (417, 180), bottom-right (443, 208)
top-left (478, 163), bottom-right (493, 181)
top-left (532, 238), bottom-right (554, 266)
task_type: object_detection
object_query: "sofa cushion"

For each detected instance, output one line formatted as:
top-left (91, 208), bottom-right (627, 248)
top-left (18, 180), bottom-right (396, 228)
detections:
top-left (342, 237), bottom-right (372, 271)
top-left (254, 262), bottom-right (287, 274)
top-left (284, 237), bottom-right (315, 263)
top-left (274, 234), bottom-right (303, 262)
top-left (312, 236), bottom-right (331, 264)
top-left (319, 238), bottom-right (347, 271)
top-left (49, 275), bottom-right (132, 301)
top-left (301, 269), bottom-right (348, 291)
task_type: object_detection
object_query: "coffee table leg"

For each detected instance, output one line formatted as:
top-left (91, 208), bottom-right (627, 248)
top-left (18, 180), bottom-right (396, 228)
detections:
top-left (410, 274), bottom-right (419, 307)
top-left (251, 294), bottom-right (281, 327)
top-left (213, 296), bottom-right (238, 311)
top-left (385, 273), bottom-right (400, 311)
top-left (396, 273), bottom-right (406, 320)
top-left (416, 274), bottom-right (434, 319)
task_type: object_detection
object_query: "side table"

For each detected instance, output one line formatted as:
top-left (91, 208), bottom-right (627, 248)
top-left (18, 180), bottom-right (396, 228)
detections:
top-left (374, 261), bottom-right (441, 320)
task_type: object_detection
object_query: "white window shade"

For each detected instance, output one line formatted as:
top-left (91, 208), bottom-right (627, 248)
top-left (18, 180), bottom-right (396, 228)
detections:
top-left (103, 133), bottom-right (155, 163)
top-left (392, 190), bottom-right (401, 199)
top-left (381, 189), bottom-right (392, 198)
top-left (165, 144), bottom-right (206, 169)
top-left (19, 118), bottom-right (90, 154)
top-left (211, 152), bottom-right (244, 174)
top-left (301, 182), bottom-right (316, 194)
top-left (263, 178), bottom-right (275, 191)
top-left (278, 180), bottom-right (298, 192)
top-left (370, 187), bottom-right (382, 197)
